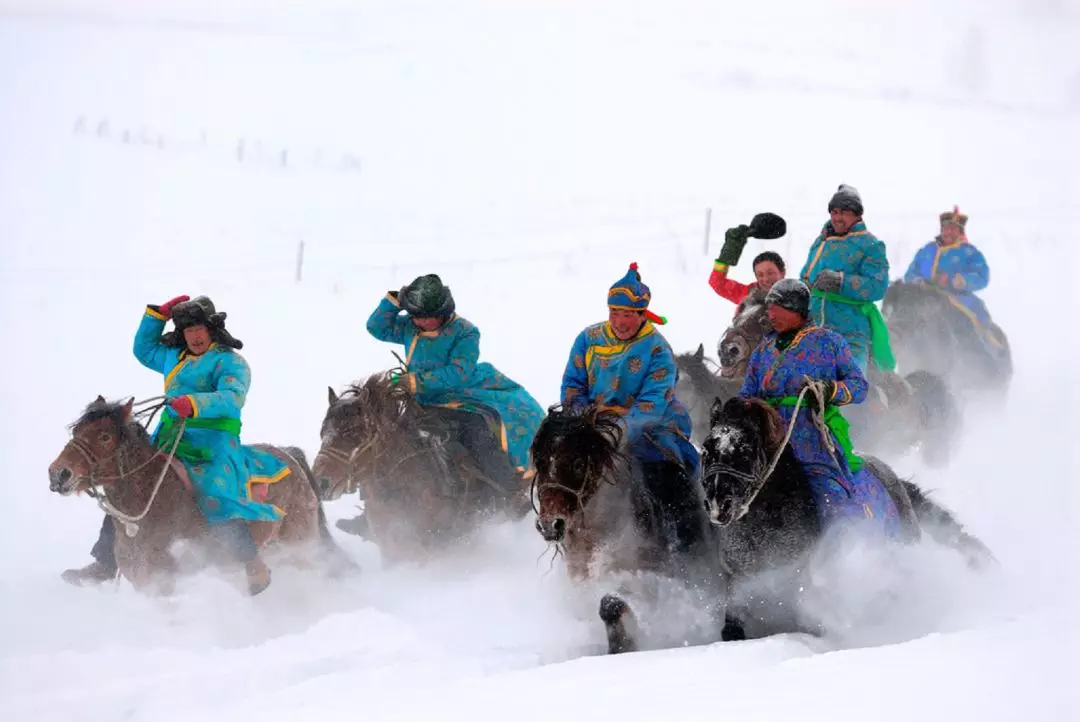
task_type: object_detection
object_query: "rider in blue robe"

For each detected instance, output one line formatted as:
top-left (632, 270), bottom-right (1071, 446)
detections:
top-left (560, 263), bottom-right (704, 553)
top-left (903, 206), bottom-right (1005, 354)
top-left (739, 279), bottom-right (902, 537)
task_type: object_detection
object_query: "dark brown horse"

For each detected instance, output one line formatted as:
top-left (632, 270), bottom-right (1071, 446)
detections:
top-left (532, 403), bottom-right (728, 654)
top-left (882, 279), bottom-right (1013, 401)
top-left (47, 396), bottom-right (351, 595)
top-left (700, 294), bottom-right (963, 468)
top-left (313, 374), bottom-right (530, 564)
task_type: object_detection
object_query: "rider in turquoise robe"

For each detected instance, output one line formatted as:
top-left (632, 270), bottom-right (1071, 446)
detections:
top-left (134, 301), bottom-right (289, 525)
top-left (800, 185), bottom-right (893, 374)
top-left (367, 274), bottom-right (544, 486)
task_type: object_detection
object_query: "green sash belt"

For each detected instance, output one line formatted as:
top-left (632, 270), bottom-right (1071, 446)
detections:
top-left (811, 290), bottom-right (896, 373)
top-left (156, 412), bottom-right (242, 464)
top-left (768, 396), bottom-right (864, 473)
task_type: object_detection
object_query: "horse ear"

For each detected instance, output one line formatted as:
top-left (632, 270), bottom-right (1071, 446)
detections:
top-left (95, 394), bottom-right (106, 404)
top-left (694, 343), bottom-right (705, 360)
top-left (121, 397), bottom-right (134, 422)
top-left (709, 397), bottom-right (725, 429)
top-left (328, 386), bottom-right (338, 406)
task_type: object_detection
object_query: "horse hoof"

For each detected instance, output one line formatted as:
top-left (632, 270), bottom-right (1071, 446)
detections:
top-left (246, 560), bottom-right (272, 596)
top-left (599, 593), bottom-right (629, 624)
top-left (721, 615), bottom-right (747, 642)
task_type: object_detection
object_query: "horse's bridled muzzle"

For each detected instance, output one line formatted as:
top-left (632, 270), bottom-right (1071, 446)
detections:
top-left (536, 517), bottom-right (566, 543)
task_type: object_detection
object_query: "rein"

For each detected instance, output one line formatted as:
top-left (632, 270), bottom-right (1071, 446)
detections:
top-left (70, 396), bottom-right (186, 538)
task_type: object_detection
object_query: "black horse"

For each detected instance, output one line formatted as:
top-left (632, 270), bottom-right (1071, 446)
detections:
top-left (700, 396), bottom-right (995, 640)
top-left (882, 279), bottom-right (1012, 401)
top-left (531, 404), bottom-right (729, 653)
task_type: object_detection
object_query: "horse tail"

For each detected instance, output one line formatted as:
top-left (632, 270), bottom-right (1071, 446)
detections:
top-left (904, 369), bottom-right (962, 468)
top-left (284, 446), bottom-right (362, 578)
top-left (900, 479), bottom-right (996, 570)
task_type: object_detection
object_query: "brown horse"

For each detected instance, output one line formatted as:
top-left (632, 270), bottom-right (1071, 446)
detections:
top-left (47, 396), bottom-right (352, 595)
top-left (532, 403), bottom-right (728, 654)
top-left (312, 374), bottom-right (530, 564)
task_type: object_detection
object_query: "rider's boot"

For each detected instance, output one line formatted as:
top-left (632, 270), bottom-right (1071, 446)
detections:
top-left (61, 560), bottom-right (118, 586)
top-left (62, 515), bottom-right (118, 586)
top-left (212, 520), bottom-right (272, 596)
top-left (335, 513), bottom-right (370, 538)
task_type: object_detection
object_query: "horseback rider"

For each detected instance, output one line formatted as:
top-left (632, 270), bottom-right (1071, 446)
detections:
top-left (709, 227), bottom-right (787, 317)
top-left (903, 206), bottom-right (1004, 354)
top-left (63, 295), bottom-right (288, 595)
top-left (739, 279), bottom-right (901, 534)
top-left (800, 184), bottom-right (895, 376)
top-left (365, 273), bottom-right (545, 497)
top-left (560, 262), bottom-right (704, 554)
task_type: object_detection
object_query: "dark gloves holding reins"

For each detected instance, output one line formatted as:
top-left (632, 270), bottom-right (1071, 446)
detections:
top-left (798, 379), bottom-right (836, 412)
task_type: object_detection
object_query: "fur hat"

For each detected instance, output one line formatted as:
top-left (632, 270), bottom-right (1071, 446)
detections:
top-left (939, 205), bottom-right (969, 229)
top-left (162, 295), bottom-right (243, 350)
top-left (399, 274), bottom-right (456, 319)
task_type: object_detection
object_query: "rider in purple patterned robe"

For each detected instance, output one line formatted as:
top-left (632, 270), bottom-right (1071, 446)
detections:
top-left (739, 279), bottom-right (902, 536)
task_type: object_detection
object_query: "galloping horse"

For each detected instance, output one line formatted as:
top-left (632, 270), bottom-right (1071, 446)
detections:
top-left (532, 403), bottom-right (729, 654)
top-left (883, 279), bottom-right (1012, 400)
top-left (674, 344), bottom-right (741, 447)
top-left (313, 374), bottom-right (529, 564)
top-left (700, 396), bottom-right (994, 639)
top-left (47, 397), bottom-right (350, 594)
top-left (686, 294), bottom-right (962, 467)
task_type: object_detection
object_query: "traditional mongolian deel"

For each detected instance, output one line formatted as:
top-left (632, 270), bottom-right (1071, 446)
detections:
top-left (800, 221), bottom-right (891, 372)
top-left (133, 308), bottom-right (288, 525)
top-left (366, 295), bottom-right (544, 473)
top-left (903, 238), bottom-right (1002, 351)
top-left (738, 324), bottom-right (901, 535)
top-left (561, 320), bottom-right (699, 476)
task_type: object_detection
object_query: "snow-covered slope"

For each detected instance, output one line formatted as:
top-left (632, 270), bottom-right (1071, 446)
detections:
top-left (1, 2), bottom-right (1077, 720)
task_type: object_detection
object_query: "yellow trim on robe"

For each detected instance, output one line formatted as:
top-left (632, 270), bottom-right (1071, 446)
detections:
top-left (405, 336), bottom-right (420, 366)
top-left (162, 343), bottom-right (218, 391)
top-left (185, 394), bottom-right (199, 418)
top-left (805, 229), bottom-right (869, 279)
top-left (584, 321), bottom-right (656, 369)
top-left (246, 466), bottom-right (292, 502)
top-left (146, 307), bottom-right (167, 321)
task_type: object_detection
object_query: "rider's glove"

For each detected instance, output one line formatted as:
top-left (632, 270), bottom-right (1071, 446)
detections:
top-left (811, 270), bottom-right (844, 293)
top-left (798, 379), bottom-right (836, 412)
top-left (167, 395), bottom-right (195, 418)
top-left (156, 295), bottom-right (191, 319)
top-left (715, 225), bottom-right (750, 267)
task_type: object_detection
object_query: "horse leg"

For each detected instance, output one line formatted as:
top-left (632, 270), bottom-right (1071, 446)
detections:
top-left (599, 593), bottom-right (641, 654)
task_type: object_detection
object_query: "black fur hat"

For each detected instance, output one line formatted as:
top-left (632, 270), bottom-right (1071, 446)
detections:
top-left (160, 296), bottom-right (244, 350)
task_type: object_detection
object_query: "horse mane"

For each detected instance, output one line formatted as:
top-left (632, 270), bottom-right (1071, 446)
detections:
top-left (722, 397), bottom-right (786, 452)
top-left (675, 350), bottom-right (722, 388)
top-left (70, 398), bottom-right (151, 445)
top-left (532, 403), bottom-right (625, 479)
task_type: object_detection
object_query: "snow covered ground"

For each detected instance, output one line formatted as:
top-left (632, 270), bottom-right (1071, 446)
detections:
top-left (1, 1), bottom-right (1077, 720)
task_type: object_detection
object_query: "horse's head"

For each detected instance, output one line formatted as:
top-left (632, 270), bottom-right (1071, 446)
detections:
top-left (531, 404), bottom-right (624, 543)
top-left (313, 375), bottom-right (407, 500)
top-left (718, 298), bottom-right (770, 379)
top-left (700, 397), bottom-right (784, 526)
top-left (49, 396), bottom-right (146, 495)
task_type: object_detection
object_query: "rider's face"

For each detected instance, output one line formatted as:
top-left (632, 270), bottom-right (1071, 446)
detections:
top-left (412, 316), bottom-right (443, 332)
top-left (183, 325), bottom-right (212, 355)
top-left (753, 261), bottom-right (784, 292)
top-left (940, 223), bottom-right (963, 244)
top-left (829, 208), bottom-right (859, 234)
top-left (609, 308), bottom-right (645, 340)
top-left (767, 305), bottom-right (805, 333)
